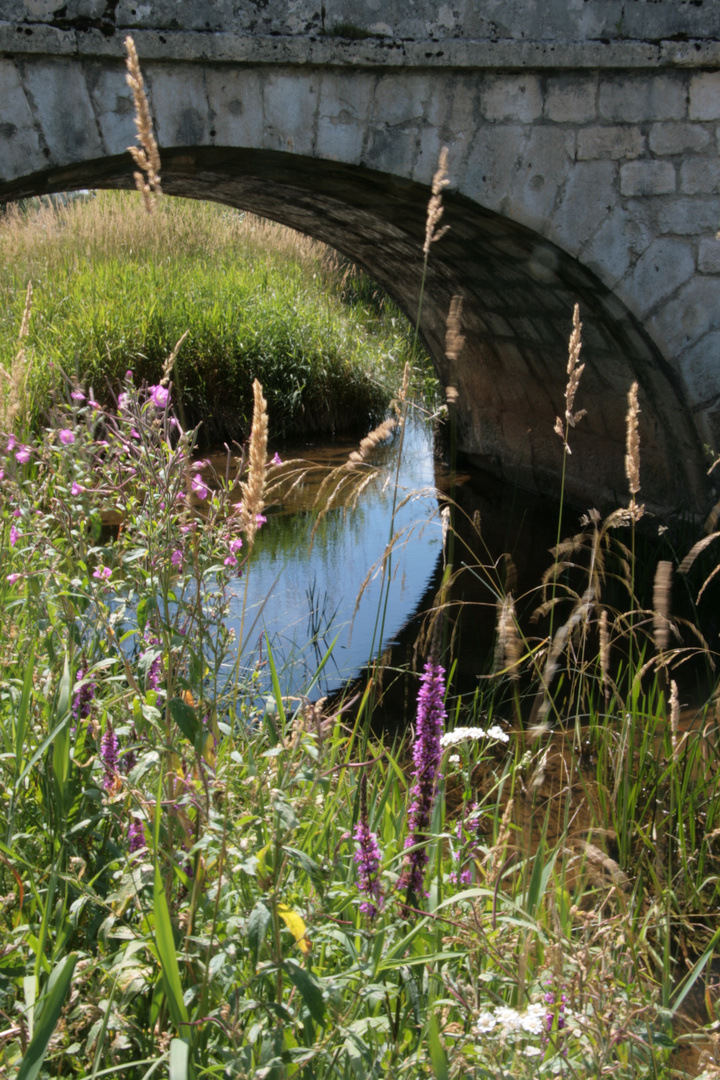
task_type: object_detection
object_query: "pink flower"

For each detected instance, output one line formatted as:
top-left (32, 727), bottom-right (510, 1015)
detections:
top-left (59, 429), bottom-right (75, 445)
top-left (224, 553), bottom-right (238, 567)
top-left (191, 474), bottom-right (209, 501)
top-left (125, 370), bottom-right (133, 381)
top-left (272, 452), bottom-right (282, 466)
top-left (93, 565), bottom-right (111, 581)
top-left (71, 482), bottom-right (84, 496)
top-left (118, 392), bottom-right (130, 411)
top-left (15, 446), bottom-right (30, 464)
top-left (192, 459), bottom-right (210, 471)
top-left (256, 514), bottom-right (267, 528)
top-left (6, 435), bottom-right (16, 452)
top-left (0, 470), bottom-right (4, 481)
top-left (6, 573), bottom-right (20, 584)
top-left (149, 385), bottom-right (170, 409)
top-left (71, 390), bottom-right (86, 402)
top-left (12, 509), bottom-right (20, 518)
top-left (229, 537), bottom-right (243, 553)
top-left (9, 525), bottom-right (19, 546)
top-left (171, 549), bottom-right (184, 570)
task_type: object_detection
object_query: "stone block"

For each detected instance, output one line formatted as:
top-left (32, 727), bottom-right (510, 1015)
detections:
top-left (371, 73), bottom-right (430, 127)
top-left (647, 277), bottom-right (720, 356)
top-left (621, 237), bottom-right (695, 317)
top-left (147, 65), bottom-right (210, 148)
top-left (204, 68), bottom-right (264, 147)
top-left (677, 330), bottom-right (720, 408)
top-left (689, 73), bottom-right (720, 121)
top-left (699, 237), bottom-right (720, 273)
top-left (505, 126), bottom-right (575, 230)
top-left (263, 71), bottom-right (318, 156)
top-left (463, 124), bottom-right (527, 214)
top-left (316, 72), bottom-right (373, 164)
top-left (482, 75), bottom-right (542, 123)
top-left (363, 124), bottom-right (415, 177)
top-left (577, 126), bottom-right (644, 160)
top-left (620, 160), bottom-right (676, 196)
top-left (680, 157), bottom-right (720, 194)
top-left (550, 159), bottom-right (617, 256)
top-left (649, 122), bottom-right (712, 156)
top-left (657, 198), bottom-right (720, 236)
top-left (599, 76), bottom-right (685, 122)
top-left (0, 59), bottom-right (44, 181)
top-left (22, 58), bottom-right (103, 166)
top-left (544, 75), bottom-right (597, 123)
top-left (84, 62), bottom-right (137, 157)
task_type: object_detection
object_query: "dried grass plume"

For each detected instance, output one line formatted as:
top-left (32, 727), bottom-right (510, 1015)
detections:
top-left (239, 379), bottom-right (269, 549)
top-left (553, 303), bottom-right (586, 453)
top-left (423, 147), bottom-right (450, 257)
top-left (125, 35), bottom-right (162, 211)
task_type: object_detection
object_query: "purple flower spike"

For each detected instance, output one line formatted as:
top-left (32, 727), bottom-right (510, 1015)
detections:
top-left (100, 720), bottom-right (119, 790)
top-left (128, 817), bottom-right (146, 854)
top-left (398, 657), bottom-right (446, 902)
top-left (354, 820), bottom-right (384, 918)
top-left (72, 669), bottom-right (96, 724)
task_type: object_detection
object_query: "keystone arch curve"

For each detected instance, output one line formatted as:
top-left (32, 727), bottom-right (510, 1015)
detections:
top-left (1, 144), bottom-right (706, 517)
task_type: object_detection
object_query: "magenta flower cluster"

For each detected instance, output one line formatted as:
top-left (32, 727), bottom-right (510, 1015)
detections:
top-left (399, 657), bottom-right (446, 901)
top-left (354, 819), bottom-right (384, 918)
top-left (100, 721), bottom-right (119, 790)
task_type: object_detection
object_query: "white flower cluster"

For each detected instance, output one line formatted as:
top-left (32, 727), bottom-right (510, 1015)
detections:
top-left (440, 725), bottom-right (510, 748)
top-left (476, 1002), bottom-right (545, 1037)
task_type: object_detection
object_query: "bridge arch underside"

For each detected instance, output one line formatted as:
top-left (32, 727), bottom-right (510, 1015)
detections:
top-left (0, 146), bottom-right (707, 517)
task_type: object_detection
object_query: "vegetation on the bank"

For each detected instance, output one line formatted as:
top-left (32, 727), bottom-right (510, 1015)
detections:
top-left (0, 319), bottom-right (719, 1077)
top-left (0, 192), bottom-right (423, 441)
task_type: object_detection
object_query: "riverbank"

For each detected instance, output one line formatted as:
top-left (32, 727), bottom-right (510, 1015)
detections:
top-left (0, 192), bottom-right (427, 441)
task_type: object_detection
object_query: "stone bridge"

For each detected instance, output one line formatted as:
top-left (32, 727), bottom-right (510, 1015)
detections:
top-left (2, 1), bottom-right (720, 517)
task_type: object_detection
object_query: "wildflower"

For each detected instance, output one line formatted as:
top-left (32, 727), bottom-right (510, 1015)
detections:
top-left (486, 724), bottom-right (510, 743)
top-left (191, 474), bottom-right (209, 500)
top-left (142, 635), bottom-right (162, 691)
top-left (256, 513), bottom-right (267, 528)
top-left (271, 452), bottom-right (282, 465)
top-left (6, 435), bottom-right (16, 452)
top-left (118, 391), bottom-right (130, 411)
top-left (6, 573), bottom-right (20, 584)
top-left (128, 817), bottom-right (145, 853)
top-left (72, 669), bottom-right (96, 723)
top-left (171, 548), bottom-right (184, 570)
top-left (71, 482), bottom-right (84, 496)
top-left (125, 369), bottom-right (133, 381)
top-left (398, 657), bottom-right (446, 901)
top-left (59, 428), bottom-right (75, 445)
top-left (93, 564), bottom-right (111, 580)
top-left (0, 470), bottom-right (4, 481)
top-left (448, 753), bottom-right (460, 765)
top-left (9, 525), bottom-right (19, 547)
top-left (440, 726), bottom-right (486, 748)
top-left (100, 720), bottom-right (119, 790)
top-left (149, 384), bottom-right (170, 409)
top-left (71, 390), bottom-right (86, 402)
top-left (229, 537), bottom-right (243, 553)
top-left (354, 774), bottom-right (384, 918)
top-left (224, 553), bottom-right (238, 567)
top-left (15, 446), bottom-right (30, 464)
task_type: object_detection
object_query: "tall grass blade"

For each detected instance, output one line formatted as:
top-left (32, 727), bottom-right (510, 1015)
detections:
top-left (17, 952), bottom-right (77, 1080)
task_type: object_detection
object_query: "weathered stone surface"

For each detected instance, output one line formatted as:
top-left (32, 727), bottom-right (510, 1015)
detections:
top-left (680, 157), bottom-right (720, 195)
top-left (649, 122), bottom-right (712, 156)
top-left (620, 237), bottom-right (696, 317)
top-left (22, 59), bottom-right (103, 165)
top-left (148, 65), bottom-right (210, 148)
top-left (647, 276), bottom-right (720, 357)
top-left (577, 126), bottom-right (644, 160)
top-left (689, 73), bottom-right (720, 121)
top-left (0, 59), bottom-right (43, 178)
top-left (482, 75), bottom-right (543, 123)
top-left (550, 160), bottom-right (617, 256)
top-left (599, 75), bottom-right (686, 122)
top-left (620, 160), bottom-right (676, 196)
top-left (544, 76), bottom-right (597, 123)
top-left (699, 237), bottom-right (720, 274)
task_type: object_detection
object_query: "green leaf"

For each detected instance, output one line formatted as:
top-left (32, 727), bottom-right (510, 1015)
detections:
top-left (17, 953), bottom-right (77, 1080)
top-left (247, 901), bottom-right (271, 969)
top-left (13, 644), bottom-right (34, 775)
top-left (285, 960), bottom-right (325, 1026)
top-left (168, 698), bottom-right (199, 745)
top-left (428, 1013), bottom-right (449, 1080)
top-left (169, 1038), bottom-right (189, 1080)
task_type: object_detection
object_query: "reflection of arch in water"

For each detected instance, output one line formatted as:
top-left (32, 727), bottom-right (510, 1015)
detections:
top-left (2, 142), bottom-right (708, 515)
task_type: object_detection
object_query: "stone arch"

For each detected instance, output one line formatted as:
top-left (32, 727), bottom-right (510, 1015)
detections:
top-left (1, 144), bottom-right (707, 516)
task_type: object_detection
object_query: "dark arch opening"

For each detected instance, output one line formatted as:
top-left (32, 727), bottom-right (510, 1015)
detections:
top-left (1, 146), bottom-right (707, 515)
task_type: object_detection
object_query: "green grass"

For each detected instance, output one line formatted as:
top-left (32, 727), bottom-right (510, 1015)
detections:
top-left (0, 192), bottom-right (427, 442)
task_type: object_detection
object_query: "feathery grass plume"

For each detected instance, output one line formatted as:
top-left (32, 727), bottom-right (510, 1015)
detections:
top-left (625, 381), bottom-right (643, 519)
top-left (159, 329), bottom-right (189, 388)
top-left (653, 560), bottom-right (673, 654)
top-left (599, 608), bottom-right (610, 698)
top-left (444, 294), bottom-right (464, 405)
top-left (488, 797), bottom-right (515, 882)
top-left (347, 416), bottom-right (397, 465)
top-left (553, 304), bottom-right (586, 454)
top-left (669, 679), bottom-right (680, 761)
top-left (494, 594), bottom-right (520, 679)
top-left (423, 147), bottom-right (450, 257)
top-left (0, 280), bottom-right (33, 431)
top-left (237, 379), bottom-right (269, 549)
top-left (124, 35), bottom-right (162, 212)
